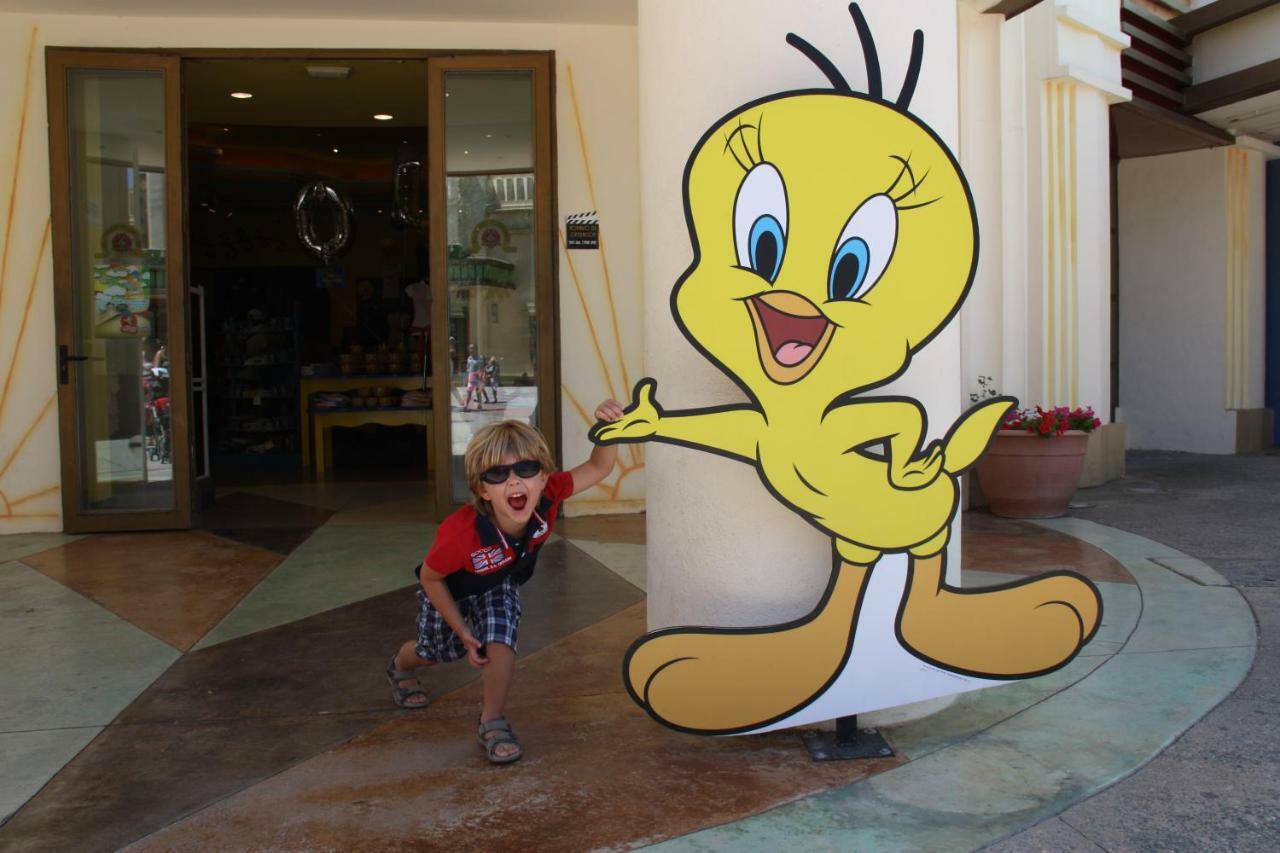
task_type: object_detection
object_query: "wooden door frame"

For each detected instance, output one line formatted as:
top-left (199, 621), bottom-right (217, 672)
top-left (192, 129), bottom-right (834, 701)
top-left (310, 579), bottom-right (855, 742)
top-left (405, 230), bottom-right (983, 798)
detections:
top-left (426, 53), bottom-right (558, 519)
top-left (45, 47), bottom-right (558, 527)
top-left (47, 49), bottom-right (192, 532)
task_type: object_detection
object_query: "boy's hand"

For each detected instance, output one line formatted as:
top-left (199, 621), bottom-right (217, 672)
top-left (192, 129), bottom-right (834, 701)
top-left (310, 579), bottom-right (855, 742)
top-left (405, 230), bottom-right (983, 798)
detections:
top-left (590, 378), bottom-right (661, 444)
top-left (461, 632), bottom-right (488, 668)
top-left (594, 398), bottom-right (626, 423)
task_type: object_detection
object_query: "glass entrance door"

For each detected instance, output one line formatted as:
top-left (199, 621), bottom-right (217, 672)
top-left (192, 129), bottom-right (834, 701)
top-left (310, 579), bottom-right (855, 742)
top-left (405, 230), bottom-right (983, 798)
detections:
top-left (427, 55), bottom-right (556, 511)
top-left (48, 52), bottom-right (191, 531)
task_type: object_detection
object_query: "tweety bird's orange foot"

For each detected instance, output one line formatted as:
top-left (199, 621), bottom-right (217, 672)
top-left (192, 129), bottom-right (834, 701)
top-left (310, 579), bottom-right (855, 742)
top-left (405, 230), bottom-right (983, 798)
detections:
top-left (898, 554), bottom-right (1102, 678)
top-left (624, 563), bottom-right (870, 734)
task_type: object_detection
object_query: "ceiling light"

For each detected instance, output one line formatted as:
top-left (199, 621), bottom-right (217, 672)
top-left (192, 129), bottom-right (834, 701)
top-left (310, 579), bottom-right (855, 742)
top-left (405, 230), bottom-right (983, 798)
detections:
top-left (332, 147), bottom-right (339, 153)
top-left (463, 150), bottom-right (470, 155)
top-left (230, 91), bottom-right (253, 99)
top-left (373, 113), bottom-right (393, 121)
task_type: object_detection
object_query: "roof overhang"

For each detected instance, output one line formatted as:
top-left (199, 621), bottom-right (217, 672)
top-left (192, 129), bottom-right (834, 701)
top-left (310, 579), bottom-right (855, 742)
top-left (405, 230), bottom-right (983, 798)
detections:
top-left (1111, 99), bottom-right (1233, 159)
top-left (1174, 0), bottom-right (1280, 38)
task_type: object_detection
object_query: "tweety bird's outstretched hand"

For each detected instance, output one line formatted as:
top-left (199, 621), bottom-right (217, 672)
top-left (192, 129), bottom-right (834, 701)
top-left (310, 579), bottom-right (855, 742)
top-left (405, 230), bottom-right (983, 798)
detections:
top-left (590, 378), bottom-right (661, 444)
top-left (891, 441), bottom-right (944, 490)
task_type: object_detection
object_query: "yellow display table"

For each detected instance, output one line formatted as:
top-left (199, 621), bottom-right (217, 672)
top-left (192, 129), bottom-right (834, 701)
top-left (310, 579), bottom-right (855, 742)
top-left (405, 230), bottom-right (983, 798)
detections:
top-left (299, 375), bottom-right (430, 470)
top-left (311, 406), bottom-right (433, 476)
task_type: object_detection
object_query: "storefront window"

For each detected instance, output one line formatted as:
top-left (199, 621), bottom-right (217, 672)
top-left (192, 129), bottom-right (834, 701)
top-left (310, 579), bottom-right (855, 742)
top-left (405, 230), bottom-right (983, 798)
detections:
top-left (443, 71), bottom-right (537, 503)
top-left (66, 69), bottom-right (174, 511)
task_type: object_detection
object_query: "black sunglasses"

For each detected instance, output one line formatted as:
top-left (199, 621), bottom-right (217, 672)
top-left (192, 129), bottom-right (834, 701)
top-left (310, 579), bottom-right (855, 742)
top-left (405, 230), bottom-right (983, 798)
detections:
top-left (480, 459), bottom-right (542, 485)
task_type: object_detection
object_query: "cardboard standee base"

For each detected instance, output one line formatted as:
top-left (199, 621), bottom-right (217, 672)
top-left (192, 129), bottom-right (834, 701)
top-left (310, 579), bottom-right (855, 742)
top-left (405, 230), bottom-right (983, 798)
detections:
top-left (801, 715), bottom-right (894, 761)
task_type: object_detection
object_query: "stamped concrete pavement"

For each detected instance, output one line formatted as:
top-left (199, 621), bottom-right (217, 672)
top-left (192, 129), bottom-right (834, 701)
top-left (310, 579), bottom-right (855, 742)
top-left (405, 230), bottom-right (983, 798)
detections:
top-left (989, 450), bottom-right (1280, 852)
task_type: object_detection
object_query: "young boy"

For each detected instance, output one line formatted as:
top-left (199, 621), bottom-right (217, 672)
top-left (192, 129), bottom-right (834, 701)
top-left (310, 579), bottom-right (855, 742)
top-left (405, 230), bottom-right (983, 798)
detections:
top-left (386, 401), bottom-right (624, 763)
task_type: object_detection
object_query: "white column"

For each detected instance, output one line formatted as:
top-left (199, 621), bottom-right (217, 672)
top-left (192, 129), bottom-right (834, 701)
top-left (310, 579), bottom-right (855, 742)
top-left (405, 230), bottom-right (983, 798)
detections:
top-left (997, 0), bottom-right (1128, 413)
top-left (638, 0), bottom-right (964, 631)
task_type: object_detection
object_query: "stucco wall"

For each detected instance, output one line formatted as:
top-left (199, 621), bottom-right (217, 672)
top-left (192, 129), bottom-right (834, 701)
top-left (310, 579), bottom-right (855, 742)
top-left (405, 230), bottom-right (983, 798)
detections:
top-left (1190, 5), bottom-right (1280, 83)
top-left (0, 12), bottom-right (641, 533)
top-left (957, 3), bottom-right (1004, 403)
top-left (1117, 146), bottom-right (1266, 452)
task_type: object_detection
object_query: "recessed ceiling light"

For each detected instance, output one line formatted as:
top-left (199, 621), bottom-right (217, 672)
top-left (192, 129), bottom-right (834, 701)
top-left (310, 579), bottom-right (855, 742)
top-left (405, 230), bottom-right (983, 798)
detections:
top-left (332, 147), bottom-right (339, 153)
top-left (463, 150), bottom-right (469, 155)
top-left (230, 91), bottom-right (253, 99)
top-left (485, 133), bottom-right (493, 138)
top-left (373, 113), bottom-right (393, 121)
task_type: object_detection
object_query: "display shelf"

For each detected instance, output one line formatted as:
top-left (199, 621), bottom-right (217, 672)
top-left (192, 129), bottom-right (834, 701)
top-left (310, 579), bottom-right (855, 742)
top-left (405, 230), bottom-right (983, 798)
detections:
top-left (214, 311), bottom-right (301, 455)
top-left (309, 405), bottom-right (431, 413)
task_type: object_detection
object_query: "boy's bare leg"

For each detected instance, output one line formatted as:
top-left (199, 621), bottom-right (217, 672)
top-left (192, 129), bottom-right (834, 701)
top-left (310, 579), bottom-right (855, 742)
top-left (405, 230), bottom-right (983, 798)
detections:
top-left (393, 640), bottom-right (434, 708)
top-left (479, 643), bottom-right (519, 760)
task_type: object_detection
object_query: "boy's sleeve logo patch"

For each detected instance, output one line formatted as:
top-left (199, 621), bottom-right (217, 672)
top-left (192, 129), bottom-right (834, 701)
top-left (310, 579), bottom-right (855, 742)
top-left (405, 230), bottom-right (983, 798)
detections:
top-left (470, 545), bottom-right (509, 573)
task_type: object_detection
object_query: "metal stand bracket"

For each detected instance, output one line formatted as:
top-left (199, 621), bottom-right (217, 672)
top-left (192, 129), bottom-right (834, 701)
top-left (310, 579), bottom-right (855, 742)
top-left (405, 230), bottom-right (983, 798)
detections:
top-left (802, 715), bottom-right (894, 761)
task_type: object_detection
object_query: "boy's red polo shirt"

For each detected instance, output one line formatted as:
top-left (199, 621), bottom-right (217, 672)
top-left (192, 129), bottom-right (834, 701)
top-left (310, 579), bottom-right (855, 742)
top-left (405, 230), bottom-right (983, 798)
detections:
top-left (418, 471), bottom-right (574, 599)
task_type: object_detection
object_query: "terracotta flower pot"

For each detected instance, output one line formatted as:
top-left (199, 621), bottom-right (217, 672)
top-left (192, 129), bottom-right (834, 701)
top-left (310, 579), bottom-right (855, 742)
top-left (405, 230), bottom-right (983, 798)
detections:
top-left (975, 430), bottom-right (1089, 519)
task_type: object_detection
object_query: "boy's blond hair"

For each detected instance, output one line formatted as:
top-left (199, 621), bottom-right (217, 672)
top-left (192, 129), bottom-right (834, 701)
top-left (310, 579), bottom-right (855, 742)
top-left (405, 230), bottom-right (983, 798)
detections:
top-left (464, 420), bottom-right (556, 515)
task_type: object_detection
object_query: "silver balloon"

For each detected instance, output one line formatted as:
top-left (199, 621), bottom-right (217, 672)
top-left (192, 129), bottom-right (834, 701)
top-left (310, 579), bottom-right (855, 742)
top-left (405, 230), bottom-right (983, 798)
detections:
top-left (294, 181), bottom-right (353, 264)
top-left (392, 160), bottom-right (424, 227)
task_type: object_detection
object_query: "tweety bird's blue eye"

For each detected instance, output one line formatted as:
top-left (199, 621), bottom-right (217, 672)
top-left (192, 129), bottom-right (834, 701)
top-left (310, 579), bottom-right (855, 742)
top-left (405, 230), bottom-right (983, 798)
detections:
top-left (826, 194), bottom-right (898, 303)
top-left (828, 237), bottom-right (870, 300)
top-left (734, 163), bottom-right (788, 283)
top-left (749, 215), bottom-right (785, 283)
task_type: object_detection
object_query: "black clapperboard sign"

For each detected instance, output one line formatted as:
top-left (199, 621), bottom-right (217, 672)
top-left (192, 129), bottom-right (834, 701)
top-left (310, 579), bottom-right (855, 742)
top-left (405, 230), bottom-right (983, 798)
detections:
top-left (566, 211), bottom-right (600, 250)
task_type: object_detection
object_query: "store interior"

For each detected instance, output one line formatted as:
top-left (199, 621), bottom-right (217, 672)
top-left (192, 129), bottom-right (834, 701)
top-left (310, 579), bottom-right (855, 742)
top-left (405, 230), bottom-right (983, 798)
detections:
top-left (183, 58), bottom-right (541, 514)
top-left (186, 59), bottom-right (435, 489)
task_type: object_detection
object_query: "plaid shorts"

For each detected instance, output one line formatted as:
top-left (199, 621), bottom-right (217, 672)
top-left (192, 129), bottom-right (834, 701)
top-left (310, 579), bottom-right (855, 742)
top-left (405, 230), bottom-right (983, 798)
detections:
top-left (414, 578), bottom-right (522, 662)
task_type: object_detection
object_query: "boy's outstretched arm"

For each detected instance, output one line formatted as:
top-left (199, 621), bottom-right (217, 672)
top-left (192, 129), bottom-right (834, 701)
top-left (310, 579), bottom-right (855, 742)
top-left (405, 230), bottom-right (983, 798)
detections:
top-left (570, 398), bottom-right (625, 494)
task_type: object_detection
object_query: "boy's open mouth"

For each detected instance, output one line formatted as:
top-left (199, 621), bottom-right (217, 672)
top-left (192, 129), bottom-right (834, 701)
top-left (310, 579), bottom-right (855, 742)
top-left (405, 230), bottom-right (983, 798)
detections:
top-left (507, 493), bottom-right (528, 512)
top-left (745, 291), bottom-right (835, 384)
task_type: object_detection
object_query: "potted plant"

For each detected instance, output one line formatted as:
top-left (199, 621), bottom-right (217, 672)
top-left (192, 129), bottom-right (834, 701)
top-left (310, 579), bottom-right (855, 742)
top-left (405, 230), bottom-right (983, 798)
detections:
top-left (976, 403), bottom-right (1103, 519)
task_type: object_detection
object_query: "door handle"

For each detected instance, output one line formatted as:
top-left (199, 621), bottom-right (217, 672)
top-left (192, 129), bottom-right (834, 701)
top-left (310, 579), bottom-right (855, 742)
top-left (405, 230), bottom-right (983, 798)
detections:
top-left (58, 344), bottom-right (89, 385)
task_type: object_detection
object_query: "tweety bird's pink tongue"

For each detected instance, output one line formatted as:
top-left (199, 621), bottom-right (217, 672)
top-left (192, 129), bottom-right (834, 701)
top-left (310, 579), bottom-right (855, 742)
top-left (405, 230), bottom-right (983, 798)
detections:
top-left (775, 342), bottom-right (814, 366)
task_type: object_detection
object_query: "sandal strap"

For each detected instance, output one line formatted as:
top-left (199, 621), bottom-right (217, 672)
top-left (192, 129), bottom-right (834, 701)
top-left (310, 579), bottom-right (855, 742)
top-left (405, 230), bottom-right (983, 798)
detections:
top-left (478, 717), bottom-right (513, 736)
top-left (386, 657), bottom-right (419, 682)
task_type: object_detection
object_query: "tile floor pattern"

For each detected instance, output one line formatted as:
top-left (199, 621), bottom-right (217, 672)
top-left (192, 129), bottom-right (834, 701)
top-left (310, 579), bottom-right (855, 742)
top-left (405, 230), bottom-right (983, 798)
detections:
top-left (0, 489), bottom-right (1257, 852)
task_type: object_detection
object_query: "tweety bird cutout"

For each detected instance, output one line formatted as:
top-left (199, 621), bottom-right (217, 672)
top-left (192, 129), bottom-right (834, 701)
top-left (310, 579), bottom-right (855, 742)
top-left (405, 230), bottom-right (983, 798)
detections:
top-left (591, 4), bottom-right (1102, 736)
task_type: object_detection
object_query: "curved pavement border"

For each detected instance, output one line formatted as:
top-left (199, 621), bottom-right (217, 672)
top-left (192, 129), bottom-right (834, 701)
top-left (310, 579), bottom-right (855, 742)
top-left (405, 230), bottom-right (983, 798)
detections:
top-left (646, 518), bottom-right (1257, 851)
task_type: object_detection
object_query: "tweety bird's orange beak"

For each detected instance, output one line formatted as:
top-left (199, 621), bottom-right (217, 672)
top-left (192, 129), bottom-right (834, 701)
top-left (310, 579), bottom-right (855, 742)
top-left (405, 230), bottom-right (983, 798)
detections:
top-left (745, 291), bottom-right (835, 384)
